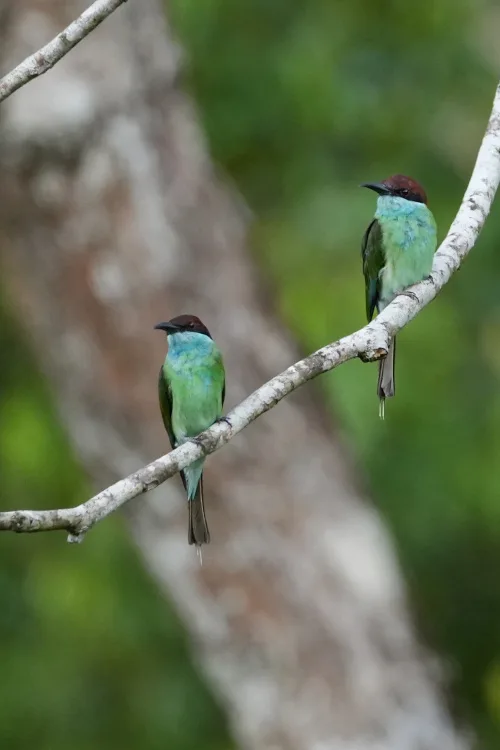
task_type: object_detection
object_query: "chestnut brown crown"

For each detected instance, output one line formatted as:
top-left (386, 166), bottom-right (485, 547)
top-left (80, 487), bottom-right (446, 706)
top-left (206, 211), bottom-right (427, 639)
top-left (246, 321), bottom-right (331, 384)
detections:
top-left (361, 174), bottom-right (428, 204)
top-left (154, 314), bottom-right (212, 338)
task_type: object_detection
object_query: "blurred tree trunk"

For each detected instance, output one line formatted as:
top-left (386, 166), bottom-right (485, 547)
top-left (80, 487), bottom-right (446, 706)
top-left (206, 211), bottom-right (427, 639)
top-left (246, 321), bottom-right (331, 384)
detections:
top-left (0, 2), bottom-right (467, 749)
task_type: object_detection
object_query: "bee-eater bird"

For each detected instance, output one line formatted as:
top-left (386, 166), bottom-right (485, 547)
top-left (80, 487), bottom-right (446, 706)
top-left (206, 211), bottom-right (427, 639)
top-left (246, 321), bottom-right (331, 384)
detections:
top-left (154, 314), bottom-right (225, 547)
top-left (360, 174), bottom-right (437, 418)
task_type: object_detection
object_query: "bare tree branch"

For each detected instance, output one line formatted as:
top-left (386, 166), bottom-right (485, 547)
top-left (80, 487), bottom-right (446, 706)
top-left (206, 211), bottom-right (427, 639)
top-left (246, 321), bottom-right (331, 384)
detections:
top-left (1, 82), bottom-right (499, 542)
top-left (0, 0), bottom-right (127, 104)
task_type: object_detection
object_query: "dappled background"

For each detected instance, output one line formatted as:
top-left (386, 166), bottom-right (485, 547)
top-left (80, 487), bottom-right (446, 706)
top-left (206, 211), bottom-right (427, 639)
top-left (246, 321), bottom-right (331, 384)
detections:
top-left (1, 0), bottom-right (500, 748)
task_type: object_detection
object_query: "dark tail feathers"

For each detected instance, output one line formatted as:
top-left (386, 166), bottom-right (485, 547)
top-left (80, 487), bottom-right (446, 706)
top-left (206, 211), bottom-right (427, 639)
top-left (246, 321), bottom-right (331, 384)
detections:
top-left (377, 336), bottom-right (396, 419)
top-left (188, 476), bottom-right (210, 546)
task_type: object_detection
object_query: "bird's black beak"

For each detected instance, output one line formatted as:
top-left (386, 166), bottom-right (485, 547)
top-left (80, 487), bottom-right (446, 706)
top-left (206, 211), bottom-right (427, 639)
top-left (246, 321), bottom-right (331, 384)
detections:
top-left (360, 182), bottom-right (391, 196)
top-left (154, 321), bottom-right (180, 334)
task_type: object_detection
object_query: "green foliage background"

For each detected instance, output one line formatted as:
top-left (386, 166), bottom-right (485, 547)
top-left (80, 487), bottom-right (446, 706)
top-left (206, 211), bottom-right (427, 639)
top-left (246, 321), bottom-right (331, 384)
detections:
top-left (2, 0), bottom-right (500, 746)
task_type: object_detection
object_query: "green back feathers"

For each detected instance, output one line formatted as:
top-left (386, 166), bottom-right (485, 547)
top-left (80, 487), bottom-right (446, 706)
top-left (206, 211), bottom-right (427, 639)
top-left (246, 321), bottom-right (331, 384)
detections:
top-left (361, 219), bottom-right (385, 320)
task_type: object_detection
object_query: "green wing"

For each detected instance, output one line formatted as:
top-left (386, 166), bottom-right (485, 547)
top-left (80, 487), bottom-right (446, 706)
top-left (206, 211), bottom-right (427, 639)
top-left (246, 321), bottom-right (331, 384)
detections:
top-left (361, 218), bottom-right (385, 321)
top-left (212, 345), bottom-right (226, 413)
top-left (158, 366), bottom-right (175, 449)
top-left (158, 366), bottom-right (188, 492)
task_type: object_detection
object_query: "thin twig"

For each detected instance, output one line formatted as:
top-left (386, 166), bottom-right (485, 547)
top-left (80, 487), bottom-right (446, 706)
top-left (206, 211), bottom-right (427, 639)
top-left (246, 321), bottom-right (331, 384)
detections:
top-left (0, 0), bottom-right (127, 104)
top-left (1, 82), bottom-right (500, 542)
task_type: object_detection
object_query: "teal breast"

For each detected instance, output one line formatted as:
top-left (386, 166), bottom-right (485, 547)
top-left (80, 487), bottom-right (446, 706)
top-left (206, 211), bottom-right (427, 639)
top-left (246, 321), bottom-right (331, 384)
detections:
top-left (376, 195), bottom-right (437, 308)
top-left (164, 331), bottom-right (224, 442)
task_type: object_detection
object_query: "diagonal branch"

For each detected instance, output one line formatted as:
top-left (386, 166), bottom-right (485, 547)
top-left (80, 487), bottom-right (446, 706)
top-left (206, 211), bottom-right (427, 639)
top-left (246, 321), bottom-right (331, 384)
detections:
top-left (2, 82), bottom-right (500, 542)
top-left (0, 0), bottom-right (127, 104)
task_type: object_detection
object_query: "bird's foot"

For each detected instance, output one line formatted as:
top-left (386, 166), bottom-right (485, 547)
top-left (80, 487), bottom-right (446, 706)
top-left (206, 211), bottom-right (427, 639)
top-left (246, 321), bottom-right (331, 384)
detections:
top-left (400, 289), bottom-right (419, 304)
top-left (217, 416), bottom-right (232, 429)
top-left (359, 347), bottom-right (387, 363)
top-left (190, 436), bottom-right (205, 449)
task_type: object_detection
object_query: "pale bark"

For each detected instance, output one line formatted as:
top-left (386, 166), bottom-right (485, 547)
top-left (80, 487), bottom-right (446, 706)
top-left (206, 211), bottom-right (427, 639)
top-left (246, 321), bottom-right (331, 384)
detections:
top-left (0, 1), bottom-right (470, 749)
top-left (0, 0), bottom-right (127, 103)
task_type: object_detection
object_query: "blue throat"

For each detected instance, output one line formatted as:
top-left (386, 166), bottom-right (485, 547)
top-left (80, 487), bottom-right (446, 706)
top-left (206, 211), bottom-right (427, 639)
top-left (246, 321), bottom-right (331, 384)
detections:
top-left (375, 195), bottom-right (429, 220)
top-left (166, 331), bottom-right (214, 360)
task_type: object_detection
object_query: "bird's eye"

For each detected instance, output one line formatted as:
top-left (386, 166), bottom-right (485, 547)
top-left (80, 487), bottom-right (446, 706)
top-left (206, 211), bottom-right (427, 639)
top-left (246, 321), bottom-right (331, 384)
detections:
top-left (189, 321), bottom-right (195, 329)
top-left (401, 188), bottom-right (409, 197)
